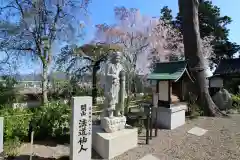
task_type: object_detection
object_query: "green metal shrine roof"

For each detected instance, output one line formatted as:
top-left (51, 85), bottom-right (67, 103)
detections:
top-left (147, 60), bottom-right (191, 82)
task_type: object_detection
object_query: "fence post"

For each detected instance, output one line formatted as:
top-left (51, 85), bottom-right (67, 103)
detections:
top-left (149, 105), bottom-right (152, 140)
top-left (29, 131), bottom-right (34, 160)
top-left (146, 115), bottom-right (149, 145)
top-left (0, 117), bottom-right (3, 154)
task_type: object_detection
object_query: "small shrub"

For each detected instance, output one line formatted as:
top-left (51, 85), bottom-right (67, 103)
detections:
top-left (186, 92), bottom-right (203, 118)
top-left (0, 101), bottom-right (72, 150)
top-left (232, 94), bottom-right (240, 108)
top-left (3, 137), bottom-right (21, 158)
top-left (0, 107), bottom-right (32, 142)
top-left (187, 104), bottom-right (204, 119)
top-left (31, 102), bottom-right (70, 141)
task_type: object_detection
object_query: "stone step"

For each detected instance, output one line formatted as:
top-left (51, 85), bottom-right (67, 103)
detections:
top-left (139, 154), bottom-right (160, 160)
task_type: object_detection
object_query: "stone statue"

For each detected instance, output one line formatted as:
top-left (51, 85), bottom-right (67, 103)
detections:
top-left (101, 51), bottom-right (126, 133)
top-left (212, 88), bottom-right (232, 110)
top-left (103, 52), bottom-right (123, 118)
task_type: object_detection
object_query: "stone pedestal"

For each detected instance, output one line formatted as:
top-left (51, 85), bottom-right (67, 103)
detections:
top-left (92, 125), bottom-right (138, 159)
top-left (154, 103), bottom-right (187, 130)
top-left (101, 116), bottom-right (126, 133)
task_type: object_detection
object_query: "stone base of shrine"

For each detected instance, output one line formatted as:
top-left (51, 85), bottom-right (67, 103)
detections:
top-left (155, 102), bottom-right (187, 130)
top-left (92, 125), bottom-right (138, 159)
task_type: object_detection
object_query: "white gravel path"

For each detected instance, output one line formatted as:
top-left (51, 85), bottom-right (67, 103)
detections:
top-left (15, 115), bottom-right (240, 160)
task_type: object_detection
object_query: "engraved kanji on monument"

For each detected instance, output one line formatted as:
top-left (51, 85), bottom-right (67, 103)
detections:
top-left (70, 96), bottom-right (92, 160)
top-left (0, 117), bottom-right (3, 153)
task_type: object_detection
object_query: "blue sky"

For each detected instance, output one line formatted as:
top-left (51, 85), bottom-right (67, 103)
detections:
top-left (84, 0), bottom-right (179, 43)
top-left (15, 0), bottom-right (240, 74)
top-left (86, 0), bottom-right (240, 43)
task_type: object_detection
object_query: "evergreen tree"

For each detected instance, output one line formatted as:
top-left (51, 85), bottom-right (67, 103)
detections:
top-left (160, 1), bottom-right (240, 68)
top-left (160, 6), bottom-right (173, 24)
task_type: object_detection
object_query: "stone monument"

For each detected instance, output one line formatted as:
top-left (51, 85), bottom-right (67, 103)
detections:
top-left (212, 88), bottom-right (232, 110)
top-left (101, 52), bottom-right (126, 133)
top-left (70, 97), bottom-right (92, 160)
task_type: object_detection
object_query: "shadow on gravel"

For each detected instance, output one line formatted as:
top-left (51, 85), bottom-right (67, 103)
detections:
top-left (5, 148), bottom-right (103, 160)
top-left (6, 155), bottom-right (69, 160)
top-left (31, 135), bottom-right (70, 147)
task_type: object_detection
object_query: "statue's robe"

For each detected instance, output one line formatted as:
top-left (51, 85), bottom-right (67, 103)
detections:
top-left (104, 63), bottom-right (122, 108)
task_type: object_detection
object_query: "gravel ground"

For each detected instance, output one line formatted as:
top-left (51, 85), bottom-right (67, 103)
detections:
top-left (15, 115), bottom-right (240, 160)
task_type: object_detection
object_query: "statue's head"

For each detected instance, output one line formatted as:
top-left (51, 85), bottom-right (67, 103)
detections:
top-left (111, 51), bottom-right (121, 64)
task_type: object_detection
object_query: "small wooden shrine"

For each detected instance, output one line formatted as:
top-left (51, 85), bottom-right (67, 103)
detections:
top-left (147, 60), bottom-right (193, 130)
top-left (147, 60), bottom-right (193, 108)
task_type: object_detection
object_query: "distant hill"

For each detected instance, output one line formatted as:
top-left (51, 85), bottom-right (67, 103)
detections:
top-left (15, 74), bottom-right (42, 81)
top-left (0, 72), bottom-right (92, 82)
top-left (0, 71), bottom-right (142, 84)
top-left (1, 72), bottom-right (67, 81)
top-left (0, 72), bottom-right (143, 82)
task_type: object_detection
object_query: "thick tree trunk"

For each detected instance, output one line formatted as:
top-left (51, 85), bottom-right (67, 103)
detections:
top-left (42, 62), bottom-right (48, 105)
top-left (92, 65), bottom-right (98, 106)
top-left (178, 0), bottom-right (225, 116)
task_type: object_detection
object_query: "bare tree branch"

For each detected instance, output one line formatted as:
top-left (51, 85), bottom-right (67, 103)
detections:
top-left (0, 0), bottom-right (91, 104)
top-left (49, 4), bottom-right (61, 45)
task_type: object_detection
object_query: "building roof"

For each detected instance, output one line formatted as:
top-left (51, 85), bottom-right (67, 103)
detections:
top-left (147, 60), bottom-right (192, 82)
top-left (213, 58), bottom-right (240, 76)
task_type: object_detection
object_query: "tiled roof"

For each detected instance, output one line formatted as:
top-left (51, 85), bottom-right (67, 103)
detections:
top-left (147, 61), bottom-right (189, 81)
top-left (213, 58), bottom-right (240, 75)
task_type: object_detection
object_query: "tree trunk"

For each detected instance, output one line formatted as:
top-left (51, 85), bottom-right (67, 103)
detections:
top-left (92, 66), bottom-right (98, 106)
top-left (178, 0), bottom-right (225, 116)
top-left (42, 62), bottom-right (48, 105)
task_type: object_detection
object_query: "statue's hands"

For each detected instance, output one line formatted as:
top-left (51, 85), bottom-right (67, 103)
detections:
top-left (112, 77), bottom-right (119, 84)
top-left (112, 78), bottom-right (117, 84)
